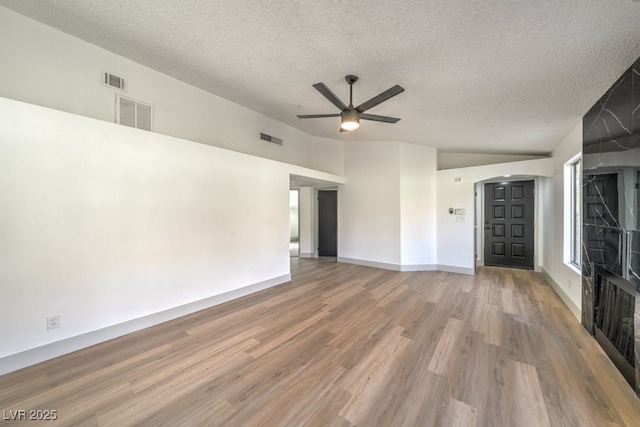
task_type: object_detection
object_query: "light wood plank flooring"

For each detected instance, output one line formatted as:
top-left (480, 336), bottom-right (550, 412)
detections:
top-left (1, 259), bottom-right (640, 426)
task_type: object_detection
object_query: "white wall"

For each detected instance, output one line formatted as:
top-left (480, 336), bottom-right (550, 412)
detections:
top-left (541, 122), bottom-right (582, 318)
top-left (311, 137), bottom-right (345, 176)
top-left (438, 152), bottom-right (549, 170)
top-left (436, 158), bottom-right (554, 274)
top-left (0, 4), bottom-right (585, 370)
top-left (0, 97), bottom-right (344, 373)
top-left (339, 141), bottom-right (401, 267)
top-left (0, 6), bottom-right (344, 175)
top-left (400, 143), bottom-right (438, 268)
top-left (0, 6), bottom-right (347, 374)
top-left (339, 141), bottom-right (438, 270)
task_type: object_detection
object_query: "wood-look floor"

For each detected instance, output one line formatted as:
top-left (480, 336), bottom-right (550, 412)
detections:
top-left (1, 259), bottom-right (640, 426)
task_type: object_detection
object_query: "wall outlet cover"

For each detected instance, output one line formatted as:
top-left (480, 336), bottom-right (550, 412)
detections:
top-left (47, 315), bottom-right (60, 330)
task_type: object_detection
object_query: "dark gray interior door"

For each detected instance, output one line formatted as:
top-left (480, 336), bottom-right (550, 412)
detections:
top-left (484, 180), bottom-right (535, 269)
top-left (318, 190), bottom-right (337, 257)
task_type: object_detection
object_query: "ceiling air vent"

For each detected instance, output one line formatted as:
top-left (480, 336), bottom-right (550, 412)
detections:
top-left (260, 132), bottom-right (283, 146)
top-left (103, 71), bottom-right (125, 91)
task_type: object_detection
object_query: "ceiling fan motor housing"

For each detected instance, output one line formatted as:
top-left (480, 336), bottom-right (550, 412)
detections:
top-left (342, 109), bottom-right (359, 122)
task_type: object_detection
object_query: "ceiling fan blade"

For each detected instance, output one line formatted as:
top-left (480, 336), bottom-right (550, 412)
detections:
top-left (355, 85), bottom-right (404, 113)
top-left (360, 113), bottom-right (401, 123)
top-left (297, 114), bottom-right (341, 119)
top-left (313, 83), bottom-right (348, 111)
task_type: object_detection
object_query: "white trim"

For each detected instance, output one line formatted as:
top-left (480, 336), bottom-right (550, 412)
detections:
top-left (400, 264), bottom-right (439, 272)
top-left (0, 274), bottom-right (291, 375)
top-left (299, 252), bottom-right (316, 258)
top-left (338, 257), bottom-right (403, 271)
top-left (541, 267), bottom-right (581, 320)
top-left (475, 182), bottom-right (483, 265)
top-left (436, 264), bottom-right (475, 275)
top-left (567, 262), bottom-right (581, 276)
top-left (563, 153), bottom-right (582, 270)
top-left (337, 257), bottom-right (473, 275)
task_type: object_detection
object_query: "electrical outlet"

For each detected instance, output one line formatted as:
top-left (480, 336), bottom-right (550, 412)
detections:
top-left (47, 315), bottom-right (60, 330)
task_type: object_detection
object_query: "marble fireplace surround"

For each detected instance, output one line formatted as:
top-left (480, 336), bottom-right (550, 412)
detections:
top-left (581, 57), bottom-right (640, 397)
top-left (588, 265), bottom-right (639, 389)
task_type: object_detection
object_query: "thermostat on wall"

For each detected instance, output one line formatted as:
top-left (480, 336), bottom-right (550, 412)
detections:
top-left (454, 208), bottom-right (465, 215)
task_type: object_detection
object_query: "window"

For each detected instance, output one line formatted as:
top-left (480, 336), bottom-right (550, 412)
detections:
top-left (565, 155), bottom-right (581, 269)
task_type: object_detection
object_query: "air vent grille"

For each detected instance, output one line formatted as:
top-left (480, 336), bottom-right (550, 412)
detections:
top-left (260, 132), bottom-right (283, 145)
top-left (116, 95), bottom-right (152, 131)
top-left (103, 71), bottom-right (125, 90)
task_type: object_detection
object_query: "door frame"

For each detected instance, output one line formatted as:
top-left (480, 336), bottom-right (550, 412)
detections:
top-left (475, 176), bottom-right (541, 270)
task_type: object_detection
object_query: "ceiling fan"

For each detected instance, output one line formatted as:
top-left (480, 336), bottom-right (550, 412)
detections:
top-left (297, 75), bottom-right (404, 132)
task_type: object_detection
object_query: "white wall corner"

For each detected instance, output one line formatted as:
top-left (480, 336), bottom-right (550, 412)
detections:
top-left (338, 257), bottom-right (402, 271)
top-left (541, 268), bottom-right (581, 321)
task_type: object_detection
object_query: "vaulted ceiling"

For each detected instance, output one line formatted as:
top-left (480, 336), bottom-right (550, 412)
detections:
top-left (2, 0), bottom-right (640, 155)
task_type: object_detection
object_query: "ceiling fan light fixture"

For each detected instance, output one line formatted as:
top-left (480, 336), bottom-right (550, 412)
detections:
top-left (298, 75), bottom-right (403, 132)
top-left (340, 119), bottom-right (359, 131)
top-left (341, 110), bottom-right (360, 130)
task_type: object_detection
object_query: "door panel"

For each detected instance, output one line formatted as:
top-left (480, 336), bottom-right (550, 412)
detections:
top-left (318, 190), bottom-right (337, 257)
top-left (484, 180), bottom-right (535, 269)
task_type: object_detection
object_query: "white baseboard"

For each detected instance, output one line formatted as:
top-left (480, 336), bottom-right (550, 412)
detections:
top-left (540, 268), bottom-right (581, 320)
top-left (436, 264), bottom-right (475, 275)
top-left (337, 257), bottom-right (402, 271)
top-left (0, 274), bottom-right (291, 376)
top-left (299, 252), bottom-right (315, 258)
top-left (337, 257), bottom-right (436, 271)
top-left (400, 264), bottom-right (439, 272)
top-left (337, 257), bottom-right (473, 275)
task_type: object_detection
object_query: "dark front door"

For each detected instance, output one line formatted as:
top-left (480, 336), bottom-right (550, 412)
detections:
top-left (484, 180), bottom-right (535, 269)
top-left (318, 190), bottom-right (337, 256)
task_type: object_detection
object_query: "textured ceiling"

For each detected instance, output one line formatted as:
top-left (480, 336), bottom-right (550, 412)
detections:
top-left (2, 0), bottom-right (640, 155)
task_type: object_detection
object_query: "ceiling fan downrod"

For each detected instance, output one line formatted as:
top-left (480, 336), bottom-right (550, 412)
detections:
top-left (345, 75), bottom-right (358, 109)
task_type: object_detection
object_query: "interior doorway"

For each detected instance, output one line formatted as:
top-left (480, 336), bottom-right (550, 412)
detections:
top-left (318, 190), bottom-right (337, 257)
top-left (483, 180), bottom-right (535, 269)
top-left (289, 190), bottom-right (299, 257)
